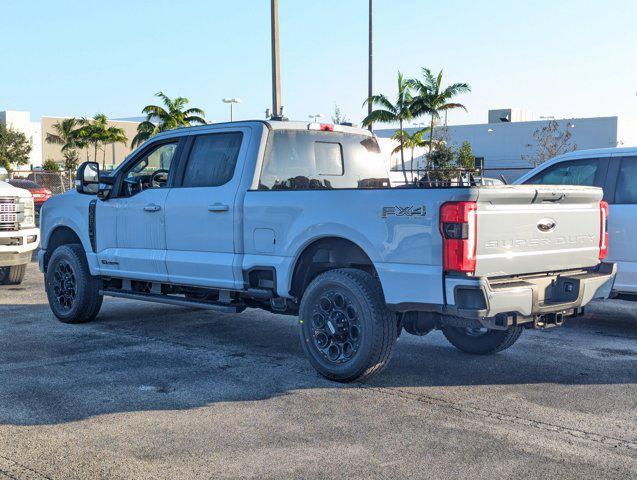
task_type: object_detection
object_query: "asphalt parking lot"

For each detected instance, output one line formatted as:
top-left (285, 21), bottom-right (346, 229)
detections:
top-left (0, 262), bottom-right (635, 479)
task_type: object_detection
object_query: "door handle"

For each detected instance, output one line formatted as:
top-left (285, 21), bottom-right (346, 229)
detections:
top-left (143, 203), bottom-right (162, 212)
top-left (208, 203), bottom-right (229, 212)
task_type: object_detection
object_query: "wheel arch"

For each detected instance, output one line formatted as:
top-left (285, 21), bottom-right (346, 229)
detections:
top-left (289, 236), bottom-right (380, 300)
top-left (42, 226), bottom-right (84, 272)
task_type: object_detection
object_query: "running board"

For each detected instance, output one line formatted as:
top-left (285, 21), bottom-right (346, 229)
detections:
top-left (100, 289), bottom-right (242, 313)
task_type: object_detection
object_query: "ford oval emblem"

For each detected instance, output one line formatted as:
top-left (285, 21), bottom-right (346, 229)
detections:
top-left (537, 218), bottom-right (557, 233)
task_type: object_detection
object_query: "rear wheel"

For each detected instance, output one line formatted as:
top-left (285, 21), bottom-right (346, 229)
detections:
top-left (442, 324), bottom-right (523, 354)
top-left (45, 244), bottom-right (103, 324)
top-left (0, 264), bottom-right (26, 285)
top-left (298, 268), bottom-right (397, 382)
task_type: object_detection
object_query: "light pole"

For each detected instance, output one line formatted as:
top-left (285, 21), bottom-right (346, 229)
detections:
top-left (222, 98), bottom-right (242, 122)
top-left (367, 0), bottom-right (373, 131)
top-left (309, 113), bottom-right (324, 123)
top-left (271, 0), bottom-right (282, 119)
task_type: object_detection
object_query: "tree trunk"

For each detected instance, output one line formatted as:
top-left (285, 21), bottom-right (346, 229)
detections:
top-left (399, 119), bottom-right (408, 185)
top-left (429, 115), bottom-right (435, 169)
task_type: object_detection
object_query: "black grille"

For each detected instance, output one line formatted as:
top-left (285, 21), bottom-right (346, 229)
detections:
top-left (0, 197), bottom-right (18, 231)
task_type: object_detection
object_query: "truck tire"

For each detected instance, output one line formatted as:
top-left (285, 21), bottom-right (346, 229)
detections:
top-left (441, 325), bottom-right (523, 355)
top-left (0, 264), bottom-right (26, 285)
top-left (298, 268), bottom-right (397, 382)
top-left (45, 244), bottom-right (103, 324)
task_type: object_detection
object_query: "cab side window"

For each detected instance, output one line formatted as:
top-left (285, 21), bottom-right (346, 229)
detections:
top-left (528, 158), bottom-right (599, 186)
top-left (614, 156), bottom-right (637, 204)
top-left (121, 142), bottom-right (178, 197)
top-left (181, 133), bottom-right (243, 188)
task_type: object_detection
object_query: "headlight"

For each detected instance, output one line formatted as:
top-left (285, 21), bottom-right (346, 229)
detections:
top-left (18, 197), bottom-right (35, 229)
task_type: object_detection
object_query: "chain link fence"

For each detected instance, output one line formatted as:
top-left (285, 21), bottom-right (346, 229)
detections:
top-left (9, 171), bottom-right (75, 195)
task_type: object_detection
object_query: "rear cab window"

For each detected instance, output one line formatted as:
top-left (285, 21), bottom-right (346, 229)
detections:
top-left (258, 130), bottom-right (390, 190)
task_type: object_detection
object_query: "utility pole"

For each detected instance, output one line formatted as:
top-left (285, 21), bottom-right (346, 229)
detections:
top-left (271, 0), bottom-right (282, 119)
top-left (368, 0), bottom-right (373, 131)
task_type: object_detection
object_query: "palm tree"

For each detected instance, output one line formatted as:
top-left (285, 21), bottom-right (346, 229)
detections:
top-left (45, 118), bottom-right (80, 153)
top-left (410, 68), bottom-right (470, 155)
top-left (132, 91), bottom-right (206, 147)
top-left (103, 125), bottom-right (128, 170)
top-left (362, 72), bottom-right (413, 184)
top-left (75, 114), bottom-right (127, 168)
top-left (391, 128), bottom-right (429, 174)
top-left (46, 117), bottom-right (93, 166)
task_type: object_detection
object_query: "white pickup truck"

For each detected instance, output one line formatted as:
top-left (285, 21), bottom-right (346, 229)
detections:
top-left (0, 180), bottom-right (39, 284)
top-left (39, 121), bottom-right (616, 381)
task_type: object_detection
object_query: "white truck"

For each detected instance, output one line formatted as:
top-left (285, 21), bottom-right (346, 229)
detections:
top-left (0, 180), bottom-right (39, 285)
top-left (39, 121), bottom-right (616, 381)
top-left (515, 146), bottom-right (637, 299)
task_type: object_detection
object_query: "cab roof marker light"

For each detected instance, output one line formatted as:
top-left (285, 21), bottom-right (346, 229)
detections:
top-left (307, 123), bottom-right (339, 132)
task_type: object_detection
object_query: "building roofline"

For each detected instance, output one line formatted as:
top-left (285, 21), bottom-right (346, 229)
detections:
top-left (41, 115), bottom-right (142, 124)
top-left (374, 115), bottom-right (621, 133)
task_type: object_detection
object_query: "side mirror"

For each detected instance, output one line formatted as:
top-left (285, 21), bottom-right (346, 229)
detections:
top-left (97, 172), bottom-right (115, 201)
top-left (76, 162), bottom-right (99, 194)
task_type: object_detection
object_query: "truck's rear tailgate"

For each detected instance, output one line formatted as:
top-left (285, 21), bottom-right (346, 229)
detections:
top-left (474, 185), bottom-right (603, 278)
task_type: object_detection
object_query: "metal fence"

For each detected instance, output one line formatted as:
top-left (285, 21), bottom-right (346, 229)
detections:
top-left (390, 166), bottom-right (533, 186)
top-left (9, 171), bottom-right (75, 195)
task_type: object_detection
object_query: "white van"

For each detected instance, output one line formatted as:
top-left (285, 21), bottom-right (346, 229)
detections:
top-left (516, 147), bottom-right (637, 298)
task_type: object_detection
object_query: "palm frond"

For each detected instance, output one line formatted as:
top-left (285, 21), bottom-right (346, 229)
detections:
top-left (438, 102), bottom-right (468, 112)
top-left (362, 94), bottom-right (396, 113)
top-left (45, 133), bottom-right (64, 145)
top-left (362, 109), bottom-right (397, 127)
top-left (183, 107), bottom-right (205, 117)
top-left (184, 115), bottom-right (207, 125)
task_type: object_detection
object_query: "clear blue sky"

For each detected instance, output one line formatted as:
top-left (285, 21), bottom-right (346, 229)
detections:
top-left (2, 0), bottom-right (636, 126)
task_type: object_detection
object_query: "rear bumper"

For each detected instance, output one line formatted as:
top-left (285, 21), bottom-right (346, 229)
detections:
top-left (444, 262), bottom-right (616, 325)
top-left (0, 227), bottom-right (39, 267)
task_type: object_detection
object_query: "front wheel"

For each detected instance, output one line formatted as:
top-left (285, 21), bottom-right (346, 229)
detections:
top-left (298, 268), bottom-right (397, 382)
top-left (45, 244), bottom-right (103, 324)
top-left (441, 324), bottom-right (523, 354)
top-left (0, 264), bottom-right (26, 285)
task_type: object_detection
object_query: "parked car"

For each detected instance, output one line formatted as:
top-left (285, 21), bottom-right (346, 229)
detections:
top-left (515, 147), bottom-right (636, 298)
top-left (7, 179), bottom-right (52, 214)
top-left (0, 180), bottom-right (39, 284)
top-left (39, 121), bottom-right (615, 382)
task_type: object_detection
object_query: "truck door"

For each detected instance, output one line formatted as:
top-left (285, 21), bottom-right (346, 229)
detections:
top-left (97, 139), bottom-right (182, 281)
top-left (164, 128), bottom-right (249, 289)
top-left (605, 154), bottom-right (637, 293)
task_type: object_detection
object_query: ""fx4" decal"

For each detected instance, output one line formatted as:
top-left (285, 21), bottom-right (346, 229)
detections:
top-left (381, 205), bottom-right (426, 218)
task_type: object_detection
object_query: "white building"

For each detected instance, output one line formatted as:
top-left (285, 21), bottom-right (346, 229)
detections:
top-left (376, 108), bottom-right (637, 181)
top-left (0, 110), bottom-right (42, 170)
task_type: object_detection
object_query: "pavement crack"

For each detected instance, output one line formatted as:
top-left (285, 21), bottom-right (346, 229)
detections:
top-left (0, 454), bottom-right (53, 480)
top-left (359, 384), bottom-right (637, 451)
top-left (85, 324), bottom-right (637, 453)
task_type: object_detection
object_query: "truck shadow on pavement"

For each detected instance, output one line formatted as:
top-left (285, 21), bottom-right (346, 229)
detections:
top-left (0, 298), bottom-right (636, 426)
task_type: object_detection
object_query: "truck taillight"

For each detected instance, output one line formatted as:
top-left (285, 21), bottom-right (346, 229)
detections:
top-left (599, 200), bottom-right (608, 260)
top-left (440, 201), bottom-right (477, 273)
